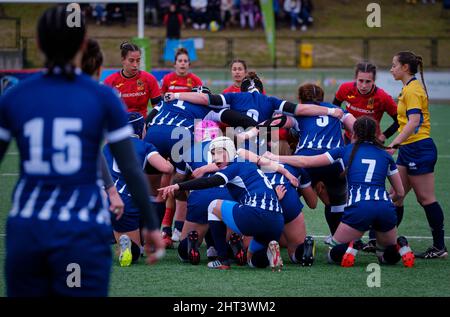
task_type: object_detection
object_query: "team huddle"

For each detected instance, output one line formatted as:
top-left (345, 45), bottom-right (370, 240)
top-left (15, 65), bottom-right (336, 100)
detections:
top-left (0, 6), bottom-right (446, 297)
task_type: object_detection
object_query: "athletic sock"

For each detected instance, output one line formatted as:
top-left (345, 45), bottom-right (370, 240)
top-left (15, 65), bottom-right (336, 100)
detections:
top-left (396, 205), bottom-right (404, 227)
top-left (250, 248), bottom-right (269, 268)
top-left (423, 202), bottom-right (446, 249)
top-left (208, 221), bottom-right (228, 259)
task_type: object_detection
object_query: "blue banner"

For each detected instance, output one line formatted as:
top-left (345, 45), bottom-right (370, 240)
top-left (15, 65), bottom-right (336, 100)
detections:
top-left (163, 39), bottom-right (197, 62)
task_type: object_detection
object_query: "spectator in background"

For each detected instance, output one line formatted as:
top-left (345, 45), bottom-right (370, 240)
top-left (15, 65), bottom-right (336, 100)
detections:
top-left (208, 0), bottom-right (222, 27)
top-left (145, 0), bottom-right (159, 26)
top-left (240, 0), bottom-right (257, 29)
top-left (91, 3), bottom-right (107, 25)
top-left (221, 0), bottom-right (234, 28)
top-left (284, 0), bottom-right (301, 31)
top-left (164, 3), bottom-right (183, 39)
top-left (158, 0), bottom-right (172, 21)
top-left (190, 0), bottom-right (208, 29)
top-left (107, 3), bottom-right (127, 26)
top-left (176, 0), bottom-right (192, 25)
top-left (298, 0), bottom-right (314, 31)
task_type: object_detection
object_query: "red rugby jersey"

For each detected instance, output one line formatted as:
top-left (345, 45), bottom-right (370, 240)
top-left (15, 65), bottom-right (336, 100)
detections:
top-left (223, 85), bottom-right (241, 93)
top-left (103, 70), bottom-right (161, 118)
top-left (160, 72), bottom-right (203, 93)
top-left (335, 82), bottom-right (397, 138)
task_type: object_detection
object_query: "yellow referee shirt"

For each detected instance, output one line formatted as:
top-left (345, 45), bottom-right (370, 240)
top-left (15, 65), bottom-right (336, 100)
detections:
top-left (397, 78), bottom-right (430, 145)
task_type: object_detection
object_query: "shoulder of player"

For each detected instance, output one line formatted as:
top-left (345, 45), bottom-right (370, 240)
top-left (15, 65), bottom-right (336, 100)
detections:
top-left (103, 71), bottom-right (121, 84)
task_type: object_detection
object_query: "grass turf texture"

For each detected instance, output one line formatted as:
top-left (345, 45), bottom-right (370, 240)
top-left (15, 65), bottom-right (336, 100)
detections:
top-left (0, 104), bottom-right (449, 297)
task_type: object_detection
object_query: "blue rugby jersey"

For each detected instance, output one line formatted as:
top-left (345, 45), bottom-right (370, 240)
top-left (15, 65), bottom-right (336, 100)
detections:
top-left (265, 163), bottom-right (311, 189)
top-left (210, 91), bottom-right (285, 123)
top-left (149, 99), bottom-right (215, 130)
top-left (326, 142), bottom-right (398, 206)
top-left (0, 71), bottom-right (132, 224)
top-left (215, 160), bottom-right (282, 213)
top-left (293, 102), bottom-right (350, 153)
top-left (103, 137), bottom-right (158, 210)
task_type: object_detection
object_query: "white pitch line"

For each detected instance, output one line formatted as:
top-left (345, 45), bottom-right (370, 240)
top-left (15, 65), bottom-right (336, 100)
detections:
top-left (1, 173), bottom-right (19, 176)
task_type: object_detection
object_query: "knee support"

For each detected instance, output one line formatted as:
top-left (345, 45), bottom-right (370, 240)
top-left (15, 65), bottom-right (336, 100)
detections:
top-left (208, 199), bottom-right (221, 221)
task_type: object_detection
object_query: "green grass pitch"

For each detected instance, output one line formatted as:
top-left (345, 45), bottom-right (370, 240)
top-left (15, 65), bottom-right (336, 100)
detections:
top-left (0, 105), bottom-right (449, 297)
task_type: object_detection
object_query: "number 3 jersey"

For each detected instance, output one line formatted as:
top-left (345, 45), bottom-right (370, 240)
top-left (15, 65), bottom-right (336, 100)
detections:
top-left (0, 71), bottom-right (132, 224)
top-left (326, 142), bottom-right (398, 206)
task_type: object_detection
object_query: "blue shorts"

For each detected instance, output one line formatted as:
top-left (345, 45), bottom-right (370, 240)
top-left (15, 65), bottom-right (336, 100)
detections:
top-left (341, 200), bottom-right (397, 233)
top-left (397, 138), bottom-right (437, 176)
top-left (145, 125), bottom-right (193, 161)
top-left (6, 217), bottom-right (112, 297)
top-left (187, 187), bottom-right (233, 224)
top-left (110, 194), bottom-right (140, 233)
top-left (221, 201), bottom-right (284, 253)
top-left (278, 185), bottom-right (303, 224)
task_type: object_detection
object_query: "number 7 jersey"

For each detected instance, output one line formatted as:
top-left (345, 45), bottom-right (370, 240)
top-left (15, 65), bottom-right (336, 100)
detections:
top-left (326, 142), bottom-right (398, 206)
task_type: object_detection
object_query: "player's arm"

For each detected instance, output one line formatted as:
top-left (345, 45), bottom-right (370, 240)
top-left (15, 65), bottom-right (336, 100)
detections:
top-left (238, 149), bottom-right (299, 187)
top-left (158, 174), bottom-right (226, 199)
top-left (342, 113), bottom-right (356, 135)
top-left (381, 113), bottom-right (399, 141)
top-left (388, 169), bottom-right (404, 202)
top-left (263, 152), bottom-right (332, 169)
top-left (164, 92), bottom-right (210, 105)
top-left (389, 113), bottom-right (421, 149)
top-left (300, 186), bottom-right (318, 209)
top-left (109, 139), bottom-right (160, 230)
top-left (332, 96), bottom-right (343, 107)
top-left (280, 101), bottom-right (343, 119)
top-left (204, 109), bottom-right (258, 129)
top-left (146, 152), bottom-right (174, 174)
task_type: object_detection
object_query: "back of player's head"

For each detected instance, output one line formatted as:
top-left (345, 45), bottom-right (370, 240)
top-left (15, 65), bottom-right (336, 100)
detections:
top-left (191, 86), bottom-right (211, 94)
top-left (343, 116), bottom-right (386, 178)
top-left (120, 42), bottom-right (140, 59)
top-left (297, 83), bottom-right (324, 103)
top-left (354, 62), bottom-right (377, 80)
top-left (175, 47), bottom-right (190, 63)
top-left (82, 38), bottom-right (103, 76)
top-left (353, 116), bottom-right (377, 143)
top-left (128, 112), bottom-right (145, 138)
top-left (209, 136), bottom-right (236, 161)
top-left (240, 71), bottom-right (264, 93)
top-left (37, 5), bottom-right (86, 79)
top-left (194, 120), bottom-right (221, 143)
